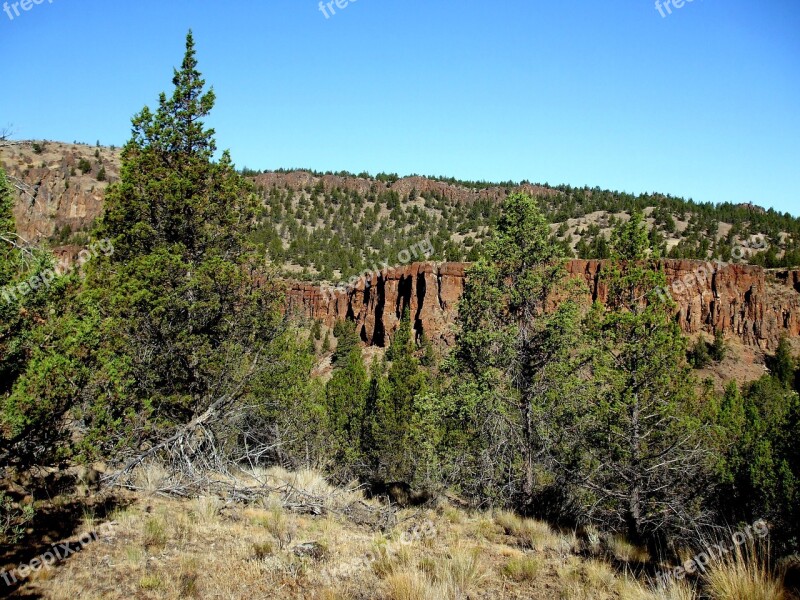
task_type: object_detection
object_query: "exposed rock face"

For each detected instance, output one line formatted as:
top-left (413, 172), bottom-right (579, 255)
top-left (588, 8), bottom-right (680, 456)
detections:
top-left (0, 142), bottom-right (120, 243)
top-left (287, 260), bottom-right (800, 351)
top-left (287, 263), bottom-right (466, 348)
top-left (254, 172), bottom-right (560, 205)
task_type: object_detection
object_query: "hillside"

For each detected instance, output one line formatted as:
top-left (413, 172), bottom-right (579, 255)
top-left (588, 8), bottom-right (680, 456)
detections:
top-left (6, 466), bottom-right (794, 600)
top-left (2, 141), bottom-right (799, 285)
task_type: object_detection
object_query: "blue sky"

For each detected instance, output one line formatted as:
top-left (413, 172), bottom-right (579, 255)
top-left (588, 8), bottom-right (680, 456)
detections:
top-left (1, 0), bottom-right (798, 214)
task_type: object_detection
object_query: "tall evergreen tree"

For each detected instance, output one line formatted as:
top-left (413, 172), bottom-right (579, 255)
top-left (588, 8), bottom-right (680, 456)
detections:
top-left (450, 193), bottom-right (584, 508)
top-left (574, 213), bottom-right (711, 546)
top-left (325, 336), bottom-right (368, 479)
top-left (4, 33), bottom-right (285, 461)
top-left (368, 309), bottom-right (428, 482)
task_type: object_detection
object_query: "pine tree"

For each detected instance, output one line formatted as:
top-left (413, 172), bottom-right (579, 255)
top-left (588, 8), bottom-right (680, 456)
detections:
top-left (369, 309), bottom-right (428, 482)
top-left (332, 319), bottom-right (360, 365)
top-left (325, 339), bottom-right (368, 478)
top-left (575, 213), bottom-right (710, 546)
top-left (715, 377), bottom-right (800, 553)
top-left (771, 336), bottom-right (796, 387)
top-left (450, 193), bottom-right (584, 508)
top-left (322, 330), bottom-right (331, 354)
top-left (711, 330), bottom-right (727, 362)
top-left (64, 32), bottom-right (283, 454)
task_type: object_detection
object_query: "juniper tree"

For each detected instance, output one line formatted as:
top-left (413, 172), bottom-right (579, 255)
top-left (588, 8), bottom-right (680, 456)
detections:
top-left (574, 212), bottom-right (712, 546)
top-left (367, 309), bottom-right (428, 482)
top-left (15, 31), bottom-right (287, 459)
top-left (325, 333), bottom-right (368, 479)
top-left (450, 193), bottom-right (586, 508)
top-left (714, 378), bottom-right (800, 553)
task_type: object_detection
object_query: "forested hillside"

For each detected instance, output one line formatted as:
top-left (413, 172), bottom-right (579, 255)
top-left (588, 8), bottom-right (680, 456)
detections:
top-left (248, 172), bottom-right (800, 282)
top-left (3, 145), bottom-right (800, 286)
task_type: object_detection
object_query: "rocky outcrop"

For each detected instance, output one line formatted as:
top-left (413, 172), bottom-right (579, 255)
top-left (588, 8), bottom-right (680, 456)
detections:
top-left (287, 263), bottom-right (466, 347)
top-left (0, 141), bottom-right (120, 243)
top-left (287, 260), bottom-right (800, 351)
top-left (254, 172), bottom-right (560, 205)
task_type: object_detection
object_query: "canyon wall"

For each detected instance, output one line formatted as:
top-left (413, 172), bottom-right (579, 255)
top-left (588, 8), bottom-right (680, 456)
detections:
top-left (0, 142), bottom-right (120, 243)
top-left (287, 260), bottom-right (800, 352)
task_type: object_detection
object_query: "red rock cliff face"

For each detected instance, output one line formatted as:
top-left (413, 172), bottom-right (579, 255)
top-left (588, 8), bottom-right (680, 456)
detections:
top-left (287, 260), bottom-right (800, 351)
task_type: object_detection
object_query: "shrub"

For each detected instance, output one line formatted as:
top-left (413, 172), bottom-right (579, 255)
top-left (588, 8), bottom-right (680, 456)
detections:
top-left (502, 555), bottom-right (540, 582)
top-left (689, 338), bottom-right (711, 369)
top-left (0, 493), bottom-right (35, 544)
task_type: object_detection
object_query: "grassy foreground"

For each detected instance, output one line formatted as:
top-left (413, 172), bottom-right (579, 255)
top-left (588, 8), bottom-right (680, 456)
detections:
top-left (1, 467), bottom-right (793, 600)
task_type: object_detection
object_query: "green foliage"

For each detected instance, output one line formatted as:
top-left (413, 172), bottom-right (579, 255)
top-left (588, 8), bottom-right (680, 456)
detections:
top-left (1, 169), bottom-right (72, 463)
top-left (332, 319), bottom-right (360, 365)
top-left (368, 310), bottom-right (428, 482)
top-left (325, 337), bottom-right (368, 478)
top-left (250, 328), bottom-right (328, 467)
top-left (449, 193), bottom-right (583, 507)
top-left (689, 337), bottom-right (712, 369)
top-left (78, 157), bottom-right (92, 174)
top-left (0, 492), bottom-right (35, 544)
top-left (714, 378), bottom-right (800, 553)
top-left (321, 330), bottom-right (331, 354)
top-left (711, 330), bottom-right (727, 362)
top-left (574, 213), bottom-right (708, 544)
top-left (3, 33), bottom-right (285, 462)
top-left (769, 336), bottom-right (796, 387)
top-left (253, 168), bottom-right (800, 280)
top-left (610, 211), bottom-right (650, 260)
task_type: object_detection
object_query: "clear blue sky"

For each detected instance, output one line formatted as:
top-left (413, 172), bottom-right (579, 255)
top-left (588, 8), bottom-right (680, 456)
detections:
top-left (1, 0), bottom-right (798, 214)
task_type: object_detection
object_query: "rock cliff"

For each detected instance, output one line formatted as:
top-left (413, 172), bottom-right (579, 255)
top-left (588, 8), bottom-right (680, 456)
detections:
top-left (0, 141), bottom-right (120, 243)
top-left (287, 260), bottom-right (800, 351)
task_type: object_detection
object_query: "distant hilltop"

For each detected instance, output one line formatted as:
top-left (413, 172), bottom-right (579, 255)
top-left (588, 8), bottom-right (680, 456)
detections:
top-left (2, 141), bottom-right (798, 277)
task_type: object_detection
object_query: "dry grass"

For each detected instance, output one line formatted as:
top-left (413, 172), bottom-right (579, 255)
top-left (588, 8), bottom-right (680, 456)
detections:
top-left (434, 548), bottom-right (486, 594)
top-left (9, 468), bottom-right (792, 600)
top-left (607, 534), bottom-right (651, 564)
top-left (494, 510), bottom-right (562, 551)
top-left (502, 555), bottom-right (541, 582)
top-left (384, 570), bottom-right (448, 600)
top-left (705, 544), bottom-right (786, 600)
top-left (132, 461), bottom-right (170, 493)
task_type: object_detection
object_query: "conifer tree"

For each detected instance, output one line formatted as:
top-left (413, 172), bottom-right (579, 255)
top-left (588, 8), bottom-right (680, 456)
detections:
top-left (575, 212), bottom-right (711, 546)
top-left (369, 309), bottom-right (428, 482)
top-left (61, 32), bottom-right (283, 455)
top-left (450, 193), bottom-right (584, 508)
top-left (325, 335), bottom-right (368, 478)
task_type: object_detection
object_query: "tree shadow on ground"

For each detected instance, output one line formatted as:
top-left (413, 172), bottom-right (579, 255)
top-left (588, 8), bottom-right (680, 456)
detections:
top-left (0, 494), bottom-right (130, 599)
